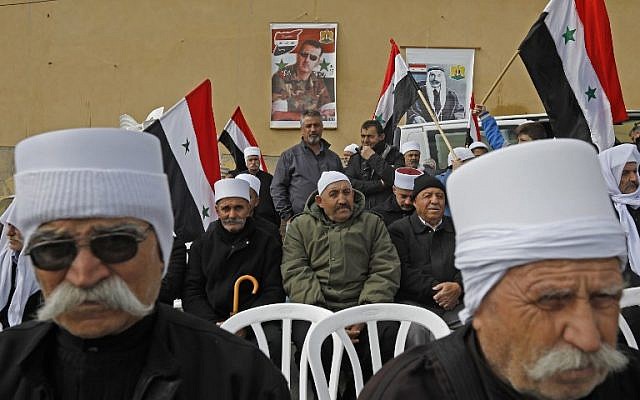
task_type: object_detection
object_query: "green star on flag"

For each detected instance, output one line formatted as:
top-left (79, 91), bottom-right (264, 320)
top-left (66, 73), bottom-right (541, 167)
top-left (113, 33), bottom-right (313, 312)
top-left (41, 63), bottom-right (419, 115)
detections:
top-left (181, 138), bottom-right (190, 154)
top-left (562, 26), bottom-right (576, 44)
top-left (585, 86), bottom-right (597, 101)
top-left (201, 205), bottom-right (210, 219)
top-left (276, 59), bottom-right (287, 71)
top-left (319, 58), bottom-right (331, 71)
top-left (375, 114), bottom-right (386, 125)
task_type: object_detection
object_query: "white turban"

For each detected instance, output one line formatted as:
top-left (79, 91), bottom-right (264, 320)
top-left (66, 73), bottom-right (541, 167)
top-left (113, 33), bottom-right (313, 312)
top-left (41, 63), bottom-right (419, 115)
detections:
top-left (448, 139), bottom-right (627, 323)
top-left (599, 144), bottom-right (640, 274)
top-left (14, 128), bottom-right (174, 274)
top-left (236, 173), bottom-right (261, 196)
top-left (214, 178), bottom-right (250, 203)
top-left (317, 171), bottom-right (350, 195)
top-left (344, 144), bottom-right (359, 154)
top-left (244, 146), bottom-right (261, 160)
top-left (447, 147), bottom-right (475, 167)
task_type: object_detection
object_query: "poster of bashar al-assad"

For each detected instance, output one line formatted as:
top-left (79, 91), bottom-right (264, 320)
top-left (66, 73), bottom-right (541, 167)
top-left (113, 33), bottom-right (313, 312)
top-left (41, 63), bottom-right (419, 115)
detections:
top-left (405, 48), bottom-right (475, 125)
top-left (271, 23), bottom-right (337, 129)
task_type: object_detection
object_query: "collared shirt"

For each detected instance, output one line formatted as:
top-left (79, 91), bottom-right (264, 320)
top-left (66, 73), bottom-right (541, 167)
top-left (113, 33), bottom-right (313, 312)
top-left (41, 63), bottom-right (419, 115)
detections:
top-left (417, 215), bottom-right (442, 231)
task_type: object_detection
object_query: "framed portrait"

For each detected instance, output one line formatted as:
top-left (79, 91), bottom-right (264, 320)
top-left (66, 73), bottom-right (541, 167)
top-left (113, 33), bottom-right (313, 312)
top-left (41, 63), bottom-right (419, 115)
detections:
top-left (405, 48), bottom-right (475, 125)
top-left (270, 23), bottom-right (337, 129)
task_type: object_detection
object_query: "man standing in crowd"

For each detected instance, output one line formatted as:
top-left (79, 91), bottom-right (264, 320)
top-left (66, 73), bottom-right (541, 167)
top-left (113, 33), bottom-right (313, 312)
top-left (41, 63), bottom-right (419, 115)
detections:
top-left (400, 141), bottom-right (422, 170)
top-left (372, 167), bottom-right (422, 227)
top-left (281, 171), bottom-right (400, 396)
top-left (361, 139), bottom-right (640, 399)
top-left (239, 146), bottom-right (279, 225)
top-left (0, 199), bottom-right (41, 330)
top-left (271, 110), bottom-right (342, 223)
top-left (388, 175), bottom-right (462, 332)
top-left (271, 39), bottom-right (334, 121)
top-left (342, 143), bottom-right (359, 168)
top-left (345, 120), bottom-right (404, 209)
top-left (599, 143), bottom-right (640, 337)
top-left (0, 129), bottom-right (289, 399)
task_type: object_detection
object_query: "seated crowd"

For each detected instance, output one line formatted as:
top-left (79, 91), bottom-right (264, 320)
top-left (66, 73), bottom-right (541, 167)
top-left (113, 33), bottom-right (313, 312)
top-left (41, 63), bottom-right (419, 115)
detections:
top-left (1, 108), bottom-right (640, 399)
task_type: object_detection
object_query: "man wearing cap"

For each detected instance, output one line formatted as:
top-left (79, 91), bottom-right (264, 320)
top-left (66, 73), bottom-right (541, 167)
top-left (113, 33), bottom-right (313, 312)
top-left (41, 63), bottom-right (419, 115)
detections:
top-left (407, 66), bottom-right (464, 124)
top-left (599, 144), bottom-right (640, 338)
top-left (360, 139), bottom-right (640, 399)
top-left (400, 141), bottom-right (422, 170)
top-left (235, 173), bottom-right (281, 240)
top-left (372, 167), bottom-right (423, 227)
top-left (469, 141), bottom-right (489, 157)
top-left (0, 129), bottom-right (289, 399)
top-left (183, 178), bottom-right (285, 360)
top-left (345, 119), bottom-right (404, 209)
top-left (271, 109), bottom-right (343, 223)
top-left (236, 146), bottom-right (279, 226)
top-left (388, 174), bottom-right (462, 333)
top-left (282, 171), bottom-right (400, 387)
top-left (0, 199), bottom-right (41, 330)
top-left (343, 143), bottom-right (359, 168)
top-left (436, 146), bottom-right (475, 187)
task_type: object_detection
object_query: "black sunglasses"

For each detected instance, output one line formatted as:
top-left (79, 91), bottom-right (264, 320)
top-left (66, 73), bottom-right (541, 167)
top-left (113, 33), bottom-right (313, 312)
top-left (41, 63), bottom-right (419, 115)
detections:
top-left (299, 52), bottom-right (319, 61)
top-left (26, 225), bottom-right (153, 271)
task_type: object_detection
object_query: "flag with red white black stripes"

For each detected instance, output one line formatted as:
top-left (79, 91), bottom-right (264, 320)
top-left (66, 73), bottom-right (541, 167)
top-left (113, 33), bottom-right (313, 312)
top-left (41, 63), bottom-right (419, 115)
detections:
top-left (145, 79), bottom-right (220, 241)
top-left (519, 0), bottom-right (627, 151)
top-left (219, 107), bottom-right (268, 173)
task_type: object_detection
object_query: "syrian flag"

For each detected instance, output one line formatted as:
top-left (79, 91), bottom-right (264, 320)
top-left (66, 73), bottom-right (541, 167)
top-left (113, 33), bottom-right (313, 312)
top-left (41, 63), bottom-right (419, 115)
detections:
top-left (373, 38), bottom-right (420, 146)
top-left (145, 79), bottom-right (220, 242)
top-left (519, 0), bottom-right (627, 151)
top-left (467, 94), bottom-right (481, 142)
top-left (219, 106), bottom-right (268, 173)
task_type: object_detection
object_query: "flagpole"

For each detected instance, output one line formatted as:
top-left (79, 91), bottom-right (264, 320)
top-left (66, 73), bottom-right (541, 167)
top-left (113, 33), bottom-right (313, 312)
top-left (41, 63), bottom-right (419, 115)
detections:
top-left (416, 90), bottom-right (456, 159)
top-left (480, 49), bottom-right (520, 105)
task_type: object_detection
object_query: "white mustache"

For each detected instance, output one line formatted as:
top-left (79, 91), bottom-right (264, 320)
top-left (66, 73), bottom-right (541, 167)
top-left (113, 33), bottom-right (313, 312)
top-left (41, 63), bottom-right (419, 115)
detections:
top-left (38, 275), bottom-right (153, 321)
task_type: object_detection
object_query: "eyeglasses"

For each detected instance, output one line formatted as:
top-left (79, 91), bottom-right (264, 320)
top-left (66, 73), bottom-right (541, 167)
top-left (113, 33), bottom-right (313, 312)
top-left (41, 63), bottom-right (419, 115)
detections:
top-left (26, 225), bottom-right (153, 271)
top-left (299, 52), bottom-right (319, 62)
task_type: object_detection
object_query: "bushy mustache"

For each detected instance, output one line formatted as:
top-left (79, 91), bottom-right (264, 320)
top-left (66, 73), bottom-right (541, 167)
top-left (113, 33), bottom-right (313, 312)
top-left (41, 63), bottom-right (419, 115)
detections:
top-left (38, 275), bottom-right (153, 321)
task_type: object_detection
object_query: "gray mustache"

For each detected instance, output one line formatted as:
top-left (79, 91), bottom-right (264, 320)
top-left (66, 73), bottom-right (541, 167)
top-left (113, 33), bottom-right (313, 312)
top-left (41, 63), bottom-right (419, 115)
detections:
top-left (37, 275), bottom-right (153, 321)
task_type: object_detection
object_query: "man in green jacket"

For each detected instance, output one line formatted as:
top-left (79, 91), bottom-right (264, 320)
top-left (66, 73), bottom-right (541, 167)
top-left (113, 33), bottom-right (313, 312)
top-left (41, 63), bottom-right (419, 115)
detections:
top-left (281, 171), bottom-right (400, 398)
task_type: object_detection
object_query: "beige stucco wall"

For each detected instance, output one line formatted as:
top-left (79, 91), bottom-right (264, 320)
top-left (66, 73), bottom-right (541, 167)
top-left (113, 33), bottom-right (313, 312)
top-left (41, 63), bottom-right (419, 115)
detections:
top-left (0, 0), bottom-right (638, 184)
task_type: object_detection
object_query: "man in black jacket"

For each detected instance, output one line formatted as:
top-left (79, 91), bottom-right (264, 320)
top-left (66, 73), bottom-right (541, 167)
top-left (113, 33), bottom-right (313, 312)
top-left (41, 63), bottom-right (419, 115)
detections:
top-left (388, 174), bottom-right (463, 333)
top-left (361, 140), bottom-right (640, 400)
top-left (183, 178), bottom-right (285, 363)
top-left (236, 146), bottom-right (280, 226)
top-left (0, 129), bottom-right (289, 399)
top-left (345, 120), bottom-right (404, 209)
top-left (372, 167), bottom-right (422, 227)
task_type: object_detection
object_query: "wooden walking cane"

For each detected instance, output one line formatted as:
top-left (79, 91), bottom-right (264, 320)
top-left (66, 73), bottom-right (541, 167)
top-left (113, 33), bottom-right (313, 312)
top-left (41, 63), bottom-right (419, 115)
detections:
top-left (231, 275), bottom-right (259, 316)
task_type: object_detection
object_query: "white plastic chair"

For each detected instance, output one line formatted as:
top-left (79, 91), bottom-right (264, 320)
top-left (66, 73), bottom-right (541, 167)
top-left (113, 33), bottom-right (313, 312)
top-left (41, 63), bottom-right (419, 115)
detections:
top-left (220, 303), bottom-right (341, 399)
top-left (619, 287), bottom-right (640, 349)
top-left (303, 303), bottom-right (451, 400)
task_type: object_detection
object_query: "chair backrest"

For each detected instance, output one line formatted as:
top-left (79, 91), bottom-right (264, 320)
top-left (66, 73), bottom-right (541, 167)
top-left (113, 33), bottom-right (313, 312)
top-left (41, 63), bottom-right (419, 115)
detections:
top-left (303, 303), bottom-right (451, 400)
top-left (220, 303), bottom-right (341, 400)
top-left (619, 287), bottom-right (640, 350)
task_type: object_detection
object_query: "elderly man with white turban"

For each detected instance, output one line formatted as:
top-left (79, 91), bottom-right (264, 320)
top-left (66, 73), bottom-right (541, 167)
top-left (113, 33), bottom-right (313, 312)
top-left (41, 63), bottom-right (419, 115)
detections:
top-left (0, 198), bottom-right (41, 330)
top-left (282, 171), bottom-right (400, 396)
top-left (361, 139), bottom-right (640, 400)
top-left (0, 129), bottom-right (289, 399)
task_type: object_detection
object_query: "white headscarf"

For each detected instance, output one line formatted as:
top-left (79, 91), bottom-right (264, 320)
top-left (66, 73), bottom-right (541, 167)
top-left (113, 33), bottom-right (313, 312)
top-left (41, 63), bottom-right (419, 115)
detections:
top-left (599, 144), bottom-right (640, 274)
top-left (0, 200), bottom-right (40, 330)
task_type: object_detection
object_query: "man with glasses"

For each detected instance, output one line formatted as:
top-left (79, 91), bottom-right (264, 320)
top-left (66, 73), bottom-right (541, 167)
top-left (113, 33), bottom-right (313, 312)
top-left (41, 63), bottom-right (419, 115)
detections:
top-left (0, 128), bottom-right (289, 399)
top-left (272, 39), bottom-right (334, 121)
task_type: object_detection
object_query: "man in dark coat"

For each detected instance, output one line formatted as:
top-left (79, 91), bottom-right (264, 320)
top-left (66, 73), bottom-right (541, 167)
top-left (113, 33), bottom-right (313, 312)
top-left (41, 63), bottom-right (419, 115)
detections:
top-left (345, 120), bottom-right (404, 209)
top-left (183, 178), bottom-right (285, 363)
top-left (360, 140), bottom-right (640, 400)
top-left (235, 146), bottom-right (280, 226)
top-left (372, 167), bottom-right (422, 227)
top-left (388, 174), bottom-right (463, 333)
top-left (0, 129), bottom-right (289, 399)
top-left (271, 110), bottom-right (343, 223)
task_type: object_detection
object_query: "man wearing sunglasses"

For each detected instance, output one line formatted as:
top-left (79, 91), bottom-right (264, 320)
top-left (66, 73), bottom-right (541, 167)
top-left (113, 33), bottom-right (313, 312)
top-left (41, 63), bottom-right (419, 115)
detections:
top-left (0, 128), bottom-right (289, 399)
top-left (272, 39), bottom-right (334, 121)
